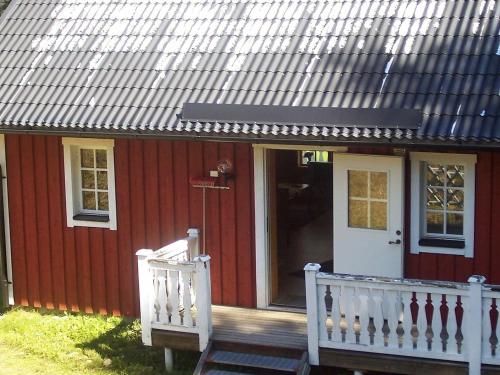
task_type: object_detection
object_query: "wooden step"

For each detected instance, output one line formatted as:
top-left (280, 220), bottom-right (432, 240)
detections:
top-left (195, 340), bottom-right (310, 375)
top-left (206, 349), bottom-right (302, 372)
top-left (204, 370), bottom-right (254, 375)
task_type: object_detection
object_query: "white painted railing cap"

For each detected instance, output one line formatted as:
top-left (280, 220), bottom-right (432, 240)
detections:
top-left (187, 228), bottom-right (200, 237)
top-left (304, 263), bottom-right (321, 272)
top-left (468, 275), bottom-right (486, 284)
top-left (136, 248), bottom-right (154, 257)
top-left (193, 255), bottom-right (211, 263)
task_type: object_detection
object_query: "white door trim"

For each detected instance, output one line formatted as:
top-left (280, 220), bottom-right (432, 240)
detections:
top-left (0, 134), bottom-right (13, 305)
top-left (252, 144), bottom-right (347, 308)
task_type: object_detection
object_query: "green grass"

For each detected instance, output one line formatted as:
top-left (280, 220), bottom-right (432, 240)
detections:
top-left (0, 307), bottom-right (198, 375)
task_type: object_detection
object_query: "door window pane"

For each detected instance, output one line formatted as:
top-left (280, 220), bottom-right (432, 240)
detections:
top-left (348, 171), bottom-right (368, 198)
top-left (348, 170), bottom-right (387, 230)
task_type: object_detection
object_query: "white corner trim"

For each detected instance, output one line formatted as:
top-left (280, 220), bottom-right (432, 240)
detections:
top-left (0, 134), bottom-right (14, 304)
top-left (62, 137), bottom-right (117, 230)
top-left (410, 152), bottom-right (476, 258)
top-left (253, 146), bottom-right (268, 308)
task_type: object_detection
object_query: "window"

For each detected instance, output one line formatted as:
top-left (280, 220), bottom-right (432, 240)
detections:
top-left (62, 138), bottom-right (116, 230)
top-left (348, 170), bottom-right (388, 230)
top-left (299, 150), bottom-right (330, 166)
top-left (410, 153), bottom-right (476, 257)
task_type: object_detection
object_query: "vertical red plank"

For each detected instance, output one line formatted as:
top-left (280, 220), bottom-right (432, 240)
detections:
top-left (219, 143), bottom-right (237, 305)
top-left (33, 136), bottom-right (54, 309)
top-left (5, 135), bottom-right (28, 305)
top-left (436, 255), bottom-right (455, 281)
top-left (472, 152), bottom-right (492, 280)
top-left (104, 229), bottom-right (120, 315)
top-left (19, 135), bottom-right (41, 307)
top-left (188, 142), bottom-right (204, 232)
top-left (115, 139), bottom-right (134, 316)
top-left (75, 227), bottom-right (92, 313)
top-left (89, 229), bottom-right (107, 314)
top-left (143, 140), bottom-right (161, 249)
top-left (173, 141), bottom-right (189, 239)
top-left (46, 136), bottom-right (67, 310)
top-left (204, 142), bottom-right (222, 304)
top-left (488, 153), bottom-right (500, 283)
top-left (235, 143), bottom-right (254, 307)
top-left (158, 140), bottom-right (176, 244)
top-left (129, 140), bottom-right (146, 316)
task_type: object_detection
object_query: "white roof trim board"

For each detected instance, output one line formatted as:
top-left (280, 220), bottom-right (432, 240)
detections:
top-left (0, 0), bottom-right (498, 144)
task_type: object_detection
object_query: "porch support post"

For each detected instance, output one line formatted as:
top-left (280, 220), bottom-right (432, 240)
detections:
top-left (304, 263), bottom-right (321, 366)
top-left (467, 275), bottom-right (486, 375)
top-left (194, 255), bottom-right (212, 351)
top-left (164, 348), bottom-right (174, 372)
top-left (136, 249), bottom-right (154, 346)
top-left (187, 228), bottom-right (200, 258)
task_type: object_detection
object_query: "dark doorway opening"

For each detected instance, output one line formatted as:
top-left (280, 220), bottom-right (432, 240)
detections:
top-left (268, 149), bottom-right (333, 308)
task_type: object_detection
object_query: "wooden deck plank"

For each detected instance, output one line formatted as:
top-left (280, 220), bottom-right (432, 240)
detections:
top-left (211, 305), bottom-right (308, 350)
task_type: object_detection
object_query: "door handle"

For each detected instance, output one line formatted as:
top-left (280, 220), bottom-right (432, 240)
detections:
top-left (389, 239), bottom-right (401, 245)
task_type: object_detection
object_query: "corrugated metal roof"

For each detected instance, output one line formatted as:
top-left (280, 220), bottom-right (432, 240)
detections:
top-left (0, 0), bottom-right (498, 144)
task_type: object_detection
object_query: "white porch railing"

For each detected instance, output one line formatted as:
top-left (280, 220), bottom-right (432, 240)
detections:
top-left (136, 229), bottom-right (212, 351)
top-left (305, 264), bottom-right (500, 375)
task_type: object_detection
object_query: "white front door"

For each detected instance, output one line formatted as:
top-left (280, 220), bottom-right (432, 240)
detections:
top-left (333, 154), bottom-right (404, 278)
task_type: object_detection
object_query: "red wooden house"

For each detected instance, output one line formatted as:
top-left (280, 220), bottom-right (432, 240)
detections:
top-left (0, 0), bottom-right (499, 374)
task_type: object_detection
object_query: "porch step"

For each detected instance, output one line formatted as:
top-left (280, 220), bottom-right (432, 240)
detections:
top-left (195, 341), bottom-right (310, 375)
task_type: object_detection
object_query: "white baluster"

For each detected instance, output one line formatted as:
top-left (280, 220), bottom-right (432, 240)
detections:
top-left (331, 285), bottom-right (341, 343)
top-left (152, 269), bottom-right (160, 322)
top-left (460, 295), bottom-right (469, 357)
top-left (386, 290), bottom-right (400, 348)
top-left (168, 270), bottom-right (181, 325)
top-left (357, 287), bottom-right (370, 345)
top-left (416, 292), bottom-right (428, 351)
top-left (317, 284), bottom-right (329, 342)
top-left (344, 286), bottom-right (356, 344)
top-left (494, 299), bottom-right (500, 360)
top-left (401, 291), bottom-right (414, 350)
top-left (447, 295), bottom-right (459, 355)
top-left (371, 289), bottom-right (384, 347)
top-left (430, 293), bottom-right (443, 353)
top-left (158, 270), bottom-right (169, 324)
top-left (182, 270), bottom-right (193, 327)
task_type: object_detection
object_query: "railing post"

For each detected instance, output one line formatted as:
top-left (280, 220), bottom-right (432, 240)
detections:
top-left (194, 255), bottom-right (212, 351)
top-left (187, 228), bottom-right (200, 259)
top-left (304, 263), bottom-right (321, 366)
top-left (467, 275), bottom-right (486, 375)
top-left (136, 249), bottom-right (154, 346)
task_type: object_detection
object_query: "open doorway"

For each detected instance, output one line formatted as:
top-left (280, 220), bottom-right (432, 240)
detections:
top-left (268, 149), bottom-right (333, 308)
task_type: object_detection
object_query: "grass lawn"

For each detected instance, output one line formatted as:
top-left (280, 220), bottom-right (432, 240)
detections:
top-left (0, 307), bottom-right (198, 375)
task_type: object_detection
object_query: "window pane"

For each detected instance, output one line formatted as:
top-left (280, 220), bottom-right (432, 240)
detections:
top-left (370, 172), bottom-right (387, 199)
top-left (446, 213), bottom-right (463, 235)
top-left (82, 191), bottom-right (96, 210)
top-left (427, 187), bottom-right (444, 209)
top-left (96, 149), bottom-right (107, 168)
top-left (98, 192), bottom-right (109, 211)
top-left (80, 149), bottom-right (94, 168)
top-left (426, 212), bottom-right (444, 234)
top-left (348, 171), bottom-right (368, 198)
top-left (426, 164), bottom-right (445, 186)
top-left (349, 199), bottom-right (368, 228)
top-left (370, 201), bottom-right (387, 230)
top-left (97, 171), bottom-right (108, 190)
top-left (447, 165), bottom-right (464, 187)
top-left (81, 170), bottom-right (95, 189)
top-left (446, 189), bottom-right (464, 211)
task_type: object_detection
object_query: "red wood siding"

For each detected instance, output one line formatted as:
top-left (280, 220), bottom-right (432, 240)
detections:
top-left (6, 134), bottom-right (256, 315)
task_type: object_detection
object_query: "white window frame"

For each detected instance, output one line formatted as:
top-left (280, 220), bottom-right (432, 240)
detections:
top-left (410, 152), bottom-right (476, 258)
top-left (62, 138), bottom-right (116, 230)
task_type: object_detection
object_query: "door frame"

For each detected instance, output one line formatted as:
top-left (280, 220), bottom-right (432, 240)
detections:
top-left (252, 144), bottom-right (347, 308)
top-left (0, 134), bottom-right (13, 306)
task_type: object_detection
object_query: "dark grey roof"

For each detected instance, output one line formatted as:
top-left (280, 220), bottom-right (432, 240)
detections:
top-left (0, 0), bottom-right (498, 145)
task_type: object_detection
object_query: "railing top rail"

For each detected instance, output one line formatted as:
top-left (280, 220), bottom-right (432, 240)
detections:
top-left (315, 272), bottom-right (471, 291)
top-left (148, 259), bottom-right (196, 272)
top-left (153, 238), bottom-right (191, 259)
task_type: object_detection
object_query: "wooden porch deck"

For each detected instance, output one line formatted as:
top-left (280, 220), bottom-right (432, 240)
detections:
top-left (151, 305), bottom-right (308, 352)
